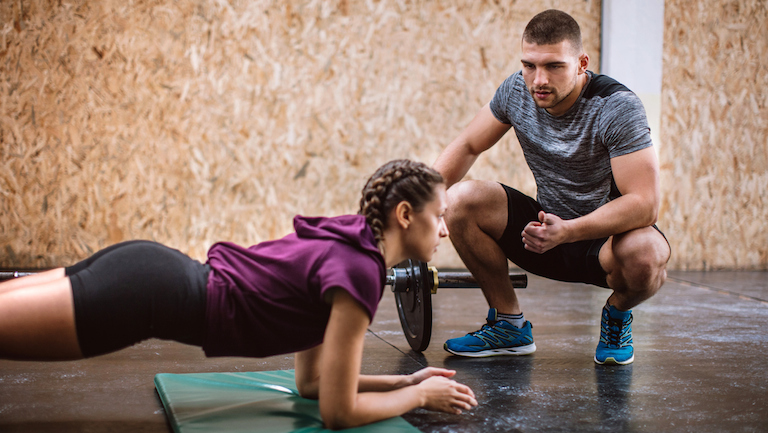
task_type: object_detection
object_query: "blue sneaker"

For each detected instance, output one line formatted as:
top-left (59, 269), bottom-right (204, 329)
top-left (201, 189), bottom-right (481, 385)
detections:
top-left (444, 308), bottom-right (536, 357)
top-left (594, 303), bottom-right (634, 365)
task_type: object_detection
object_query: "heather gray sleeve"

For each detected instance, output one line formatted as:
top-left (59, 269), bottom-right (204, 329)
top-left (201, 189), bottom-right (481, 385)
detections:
top-left (600, 92), bottom-right (654, 158)
top-left (489, 73), bottom-right (520, 125)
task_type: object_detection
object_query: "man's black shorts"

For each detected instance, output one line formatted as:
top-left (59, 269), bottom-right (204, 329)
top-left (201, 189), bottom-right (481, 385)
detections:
top-left (499, 185), bottom-right (628, 289)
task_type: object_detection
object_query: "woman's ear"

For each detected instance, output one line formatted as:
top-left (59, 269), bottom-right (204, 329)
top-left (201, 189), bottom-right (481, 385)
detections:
top-left (394, 201), bottom-right (413, 229)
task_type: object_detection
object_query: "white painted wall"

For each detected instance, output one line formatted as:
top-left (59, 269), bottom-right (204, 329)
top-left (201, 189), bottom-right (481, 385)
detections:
top-left (601, 0), bottom-right (665, 148)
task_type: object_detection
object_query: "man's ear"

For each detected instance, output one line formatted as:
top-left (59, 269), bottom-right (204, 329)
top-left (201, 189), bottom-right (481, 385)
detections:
top-left (578, 52), bottom-right (589, 73)
top-left (394, 201), bottom-right (413, 229)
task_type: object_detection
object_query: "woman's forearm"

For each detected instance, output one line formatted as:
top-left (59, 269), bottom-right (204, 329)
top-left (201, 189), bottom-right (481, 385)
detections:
top-left (296, 373), bottom-right (410, 399)
top-left (321, 386), bottom-right (423, 430)
top-left (322, 374), bottom-right (476, 430)
top-left (356, 374), bottom-right (410, 392)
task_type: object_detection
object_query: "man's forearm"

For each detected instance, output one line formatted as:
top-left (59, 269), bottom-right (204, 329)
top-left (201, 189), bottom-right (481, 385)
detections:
top-left (434, 104), bottom-right (512, 187)
top-left (565, 193), bottom-right (658, 243)
top-left (433, 140), bottom-right (480, 188)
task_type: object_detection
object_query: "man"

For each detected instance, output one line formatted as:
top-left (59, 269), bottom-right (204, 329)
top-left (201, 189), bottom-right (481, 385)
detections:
top-left (434, 9), bottom-right (671, 365)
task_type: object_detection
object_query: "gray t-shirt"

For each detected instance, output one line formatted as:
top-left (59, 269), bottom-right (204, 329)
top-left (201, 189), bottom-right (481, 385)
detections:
top-left (489, 70), bottom-right (653, 220)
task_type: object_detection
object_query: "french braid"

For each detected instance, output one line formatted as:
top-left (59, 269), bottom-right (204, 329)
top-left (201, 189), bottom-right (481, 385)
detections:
top-left (359, 159), bottom-right (444, 243)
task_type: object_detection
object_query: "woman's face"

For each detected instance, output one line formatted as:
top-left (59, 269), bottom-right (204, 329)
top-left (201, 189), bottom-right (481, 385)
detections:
top-left (403, 184), bottom-right (449, 263)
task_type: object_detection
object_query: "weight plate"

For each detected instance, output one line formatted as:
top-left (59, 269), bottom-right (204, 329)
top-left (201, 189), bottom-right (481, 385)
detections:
top-left (393, 259), bottom-right (432, 352)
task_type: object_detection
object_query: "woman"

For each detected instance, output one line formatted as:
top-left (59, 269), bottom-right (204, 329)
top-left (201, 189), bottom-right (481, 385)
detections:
top-left (0, 159), bottom-right (477, 430)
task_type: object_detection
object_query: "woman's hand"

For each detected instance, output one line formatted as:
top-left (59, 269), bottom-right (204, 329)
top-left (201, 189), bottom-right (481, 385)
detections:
top-left (403, 366), bottom-right (457, 387)
top-left (417, 375), bottom-right (478, 414)
top-left (317, 289), bottom-right (478, 429)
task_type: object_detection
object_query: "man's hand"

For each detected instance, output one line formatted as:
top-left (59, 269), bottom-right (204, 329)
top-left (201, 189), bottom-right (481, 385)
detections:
top-left (521, 211), bottom-right (570, 254)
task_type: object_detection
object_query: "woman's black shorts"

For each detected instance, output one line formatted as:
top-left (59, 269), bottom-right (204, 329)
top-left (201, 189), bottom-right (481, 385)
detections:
top-left (497, 184), bottom-right (667, 289)
top-left (66, 240), bottom-right (209, 358)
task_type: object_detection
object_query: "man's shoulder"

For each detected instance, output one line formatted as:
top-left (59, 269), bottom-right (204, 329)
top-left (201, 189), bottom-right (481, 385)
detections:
top-left (583, 73), bottom-right (633, 100)
top-left (490, 71), bottom-right (528, 124)
top-left (496, 70), bottom-right (524, 88)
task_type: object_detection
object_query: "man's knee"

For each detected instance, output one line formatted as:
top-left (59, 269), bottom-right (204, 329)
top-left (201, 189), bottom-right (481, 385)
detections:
top-left (444, 181), bottom-right (506, 234)
top-left (611, 228), bottom-right (670, 290)
top-left (445, 182), bottom-right (473, 226)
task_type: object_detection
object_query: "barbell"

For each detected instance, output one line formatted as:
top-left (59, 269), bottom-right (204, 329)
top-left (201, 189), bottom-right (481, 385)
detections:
top-left (1, 264), bottom-right (527, 353)
top-left (0, 270), bottom-right (39, 280)
top-left (388, 259), bottom-right (527, 352)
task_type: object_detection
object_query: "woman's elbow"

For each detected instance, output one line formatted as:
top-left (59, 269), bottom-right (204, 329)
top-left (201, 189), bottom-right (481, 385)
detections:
top-left (324, 417), bottom-right (366, 431)
top-left (296, 381), bottom-right (319, 400)
top-left (324, 417), bottom-right (353, 431)
top-left (321, 406), bottom-right (362, 430)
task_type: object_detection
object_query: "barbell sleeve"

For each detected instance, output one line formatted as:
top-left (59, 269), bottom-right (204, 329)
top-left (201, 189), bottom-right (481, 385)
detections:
top-left (437, 271), bottom-right (527, 289)
top-left (0, 270), bottom-right (43, 281)
top-left (387, 266), bottom-right (527, 293)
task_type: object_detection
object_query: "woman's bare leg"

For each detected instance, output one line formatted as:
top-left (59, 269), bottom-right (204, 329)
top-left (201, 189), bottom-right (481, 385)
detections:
top-left (0, 276), bottom-right (83, 360)
top-left (0, 268), bottom-right (66, 295)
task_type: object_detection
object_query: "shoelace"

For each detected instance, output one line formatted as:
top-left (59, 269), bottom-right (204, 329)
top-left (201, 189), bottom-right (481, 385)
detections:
top-left (603, 315), bottom-right (633, 347)
top-left (469, 321), bottom-right (496, 337)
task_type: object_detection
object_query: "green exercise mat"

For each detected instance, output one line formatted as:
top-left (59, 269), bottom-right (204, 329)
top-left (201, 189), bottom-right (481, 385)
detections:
top-left (154, 370), bottom-right (421, 433)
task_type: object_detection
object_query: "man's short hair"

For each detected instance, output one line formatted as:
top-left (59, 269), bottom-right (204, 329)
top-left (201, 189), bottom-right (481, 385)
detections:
top-left (522, 9), bottom-right (583, 54)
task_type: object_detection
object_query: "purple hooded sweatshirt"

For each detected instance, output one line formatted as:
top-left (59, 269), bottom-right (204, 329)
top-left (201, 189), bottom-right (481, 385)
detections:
top-left (202, 214), bottom-right (386, 358)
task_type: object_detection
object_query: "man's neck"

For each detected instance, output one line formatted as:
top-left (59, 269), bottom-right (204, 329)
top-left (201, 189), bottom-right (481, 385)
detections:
top-left (547, 72), bottom-right (589, 117)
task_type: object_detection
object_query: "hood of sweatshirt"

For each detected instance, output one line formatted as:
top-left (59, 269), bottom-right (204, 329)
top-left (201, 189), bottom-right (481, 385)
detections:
top-left (293, 214), bottom-right (383, 262)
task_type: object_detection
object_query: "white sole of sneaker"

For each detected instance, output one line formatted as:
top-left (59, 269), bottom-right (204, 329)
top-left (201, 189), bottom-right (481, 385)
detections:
top-left (593, 354), bottom-right (634, 365)
top-left (444, 343), bottom-right (537, 358)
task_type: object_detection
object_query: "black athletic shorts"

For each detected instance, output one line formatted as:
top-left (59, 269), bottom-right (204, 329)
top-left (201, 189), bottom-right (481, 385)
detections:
top-left (66, 240), bottom-right (209, 358)
top-left (498, 184), bottom-right (666, 289)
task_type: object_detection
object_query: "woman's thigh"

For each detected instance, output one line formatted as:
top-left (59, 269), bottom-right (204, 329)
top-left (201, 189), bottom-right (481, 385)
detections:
top-left (0, 277), bottom-right (82, 360)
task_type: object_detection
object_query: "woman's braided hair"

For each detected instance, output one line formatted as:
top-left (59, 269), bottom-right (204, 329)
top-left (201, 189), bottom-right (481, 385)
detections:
top-left (359, 159), bottom-right (444, 243)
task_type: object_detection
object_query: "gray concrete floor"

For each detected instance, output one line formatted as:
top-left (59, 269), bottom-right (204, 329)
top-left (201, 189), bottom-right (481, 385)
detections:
top-left (1, 271), bottom-right (766, 432)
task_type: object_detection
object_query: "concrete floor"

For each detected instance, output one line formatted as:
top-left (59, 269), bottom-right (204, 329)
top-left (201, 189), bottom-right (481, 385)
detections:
top-left (1, 271), bottom-right (766, 432)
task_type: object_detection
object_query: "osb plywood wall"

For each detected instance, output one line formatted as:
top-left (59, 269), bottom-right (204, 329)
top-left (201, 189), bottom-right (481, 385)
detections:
top-left (0, 0), bottom-right (601, 267)
top-left (660, 0), bottom-right (767, 270)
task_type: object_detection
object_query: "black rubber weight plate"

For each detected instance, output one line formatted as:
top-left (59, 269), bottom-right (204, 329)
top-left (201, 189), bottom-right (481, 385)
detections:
top-left (393, 259), bottom-right (432, 352)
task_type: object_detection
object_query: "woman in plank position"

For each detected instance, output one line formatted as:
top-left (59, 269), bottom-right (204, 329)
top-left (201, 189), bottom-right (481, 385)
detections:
top-left (0, 159), bottom-right (476, 430)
